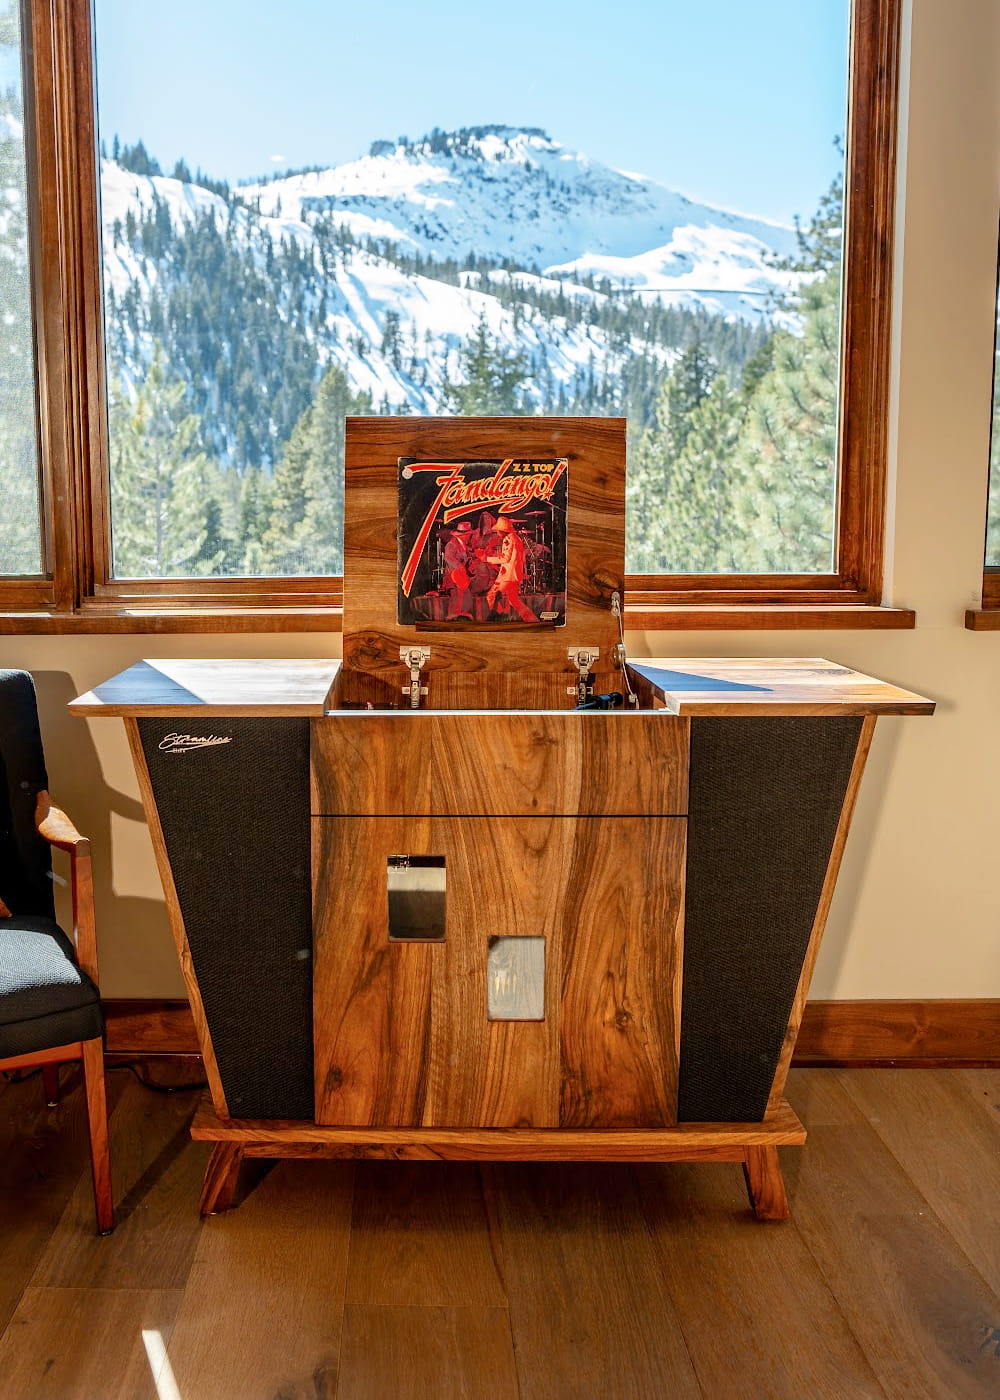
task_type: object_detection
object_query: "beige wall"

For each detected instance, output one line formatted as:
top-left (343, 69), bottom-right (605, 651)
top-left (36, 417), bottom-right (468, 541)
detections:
top-left (2, 0), bottom-right (999, 1001)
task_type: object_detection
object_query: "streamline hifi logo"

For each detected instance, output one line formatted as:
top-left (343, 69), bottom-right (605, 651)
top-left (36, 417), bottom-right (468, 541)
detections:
top-left (158, 733), bottom-right (233, 755)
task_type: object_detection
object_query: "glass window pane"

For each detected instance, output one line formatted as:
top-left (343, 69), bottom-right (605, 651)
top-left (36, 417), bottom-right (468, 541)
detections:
top-left (986, 241), bottom-right (1000, 571)
top-left (0, 0), bottom-right (43, 577)
top-left (93, 0), bottom-right (849, 580)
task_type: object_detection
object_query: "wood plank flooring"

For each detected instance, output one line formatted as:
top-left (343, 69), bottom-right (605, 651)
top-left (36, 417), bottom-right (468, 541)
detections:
top-left (1, 1065), bottom-right (999, 1399)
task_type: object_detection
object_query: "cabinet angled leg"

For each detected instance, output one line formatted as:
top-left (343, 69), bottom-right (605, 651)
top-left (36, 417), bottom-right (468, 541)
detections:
top-left (742, 1145), bottom-right (790, 1221)
top-left (200, 1143), bottom-right (245, 1216)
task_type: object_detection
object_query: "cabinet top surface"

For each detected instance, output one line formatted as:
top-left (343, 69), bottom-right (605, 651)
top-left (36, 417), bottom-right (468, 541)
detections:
top-left (629, 658), bottom-right (935, 715)
top-left (68, 655), bottom-right (933, 718)
top-left (69, 659), bottom-right (342, 716)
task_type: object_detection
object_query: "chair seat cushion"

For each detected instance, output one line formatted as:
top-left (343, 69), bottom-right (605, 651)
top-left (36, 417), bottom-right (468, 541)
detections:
top-left (0, 915), bottom-right (103, 1058)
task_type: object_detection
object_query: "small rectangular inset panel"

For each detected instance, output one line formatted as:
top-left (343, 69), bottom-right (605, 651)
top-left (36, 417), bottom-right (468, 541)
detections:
top-left (388, 856), bottom-right (445, 941)
top-left (487, 937), bottom-right (545, 1021)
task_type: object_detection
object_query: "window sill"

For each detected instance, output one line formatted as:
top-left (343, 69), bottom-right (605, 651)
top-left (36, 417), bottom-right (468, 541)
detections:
top-left (964, 609), bottom-right (1000, 631)
top-left (625, 604), bottom-right (916, 631)
top-left (0, 602), bottom-right (917, 635)
top-left (0, 608), bottom-right (341, 634)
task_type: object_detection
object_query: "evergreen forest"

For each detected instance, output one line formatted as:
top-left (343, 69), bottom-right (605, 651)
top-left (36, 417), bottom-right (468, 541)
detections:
top-left (99, 137), bottom-right (847, 580)
top-left (9, 89), bottom-right (986, 583)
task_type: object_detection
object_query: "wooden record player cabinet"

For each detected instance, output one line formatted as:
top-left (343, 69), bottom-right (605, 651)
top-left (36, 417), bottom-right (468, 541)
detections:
top-left (70, 418), bottom-right (933, 1219)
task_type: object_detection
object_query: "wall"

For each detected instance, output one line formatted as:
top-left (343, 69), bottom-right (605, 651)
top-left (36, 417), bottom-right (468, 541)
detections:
top-left (2, 0), bottom-right (998, 1001)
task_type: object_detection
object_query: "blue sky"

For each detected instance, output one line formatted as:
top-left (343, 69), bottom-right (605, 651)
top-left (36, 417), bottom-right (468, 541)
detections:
top-left (92, 0), bottom-right (848, 226)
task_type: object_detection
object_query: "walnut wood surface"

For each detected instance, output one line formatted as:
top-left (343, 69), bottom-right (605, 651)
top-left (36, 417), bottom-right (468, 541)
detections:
top-left (80, 1037), bottom-right (113, 1234)
top-left (338, 667), bottom-right (582, 709)
top-left (10, 1064), bottom-right (1000, 1398)
top-left (338, 1305), bottom-right (519, 1399)
top-left (493, 1163), bottom-right (703, 1396)
top-left (197, 1144), bottom-right (244, 1216)
top-left (791, 1074), bottom-right (1000, 1398)
top-left (99, 996), bottom-right (1000, 1067)
top-left (313, 815), bottom-right (685, 1130)
top-left (628, 657), bottom-right (934, 715)
top-left (0, 1043), bottom-right (85, 1074)
top-left (31, 1076), bottom-right (205, 1291)
top-left (559, 817), bottom-right (684, 1128)
top-left (633, 1156), bottom-right (885, 1397)
top-left (342, 417), bottom-right (624, 681)
top-left (165, 1158), bottom-right (353, 1400)
top-left (313, 816), bottom-right (435, 1127)
top-left (742, 1144), bottom-right (790, 1221)
top-left (192, 1097), bottom-right (806, 1154)
top-left (311, 711), bottom-right (689, 816)
top-left (792, 999), bottom-right (1000, 1065)
top-left (69, 658), bottom-right (340, 715)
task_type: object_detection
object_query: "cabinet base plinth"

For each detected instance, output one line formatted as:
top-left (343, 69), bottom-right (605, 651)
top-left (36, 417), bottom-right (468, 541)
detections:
top-left (190, 1099), bottom-right (804, 1219)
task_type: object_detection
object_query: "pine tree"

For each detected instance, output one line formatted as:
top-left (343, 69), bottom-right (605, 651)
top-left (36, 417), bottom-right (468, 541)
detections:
top-left (0, 3), bottom-right (43, 574)
top-left (235, 467), bottom-right (273, 570)
top-left (107, 348), bottom-right (221, 576)
top-left (442, 316), bottom-right (527, 414)
top-left (728, 172), bottom-right (844, 571)
top-left (652, 374), bottom-right (745, 571)
top-left (625, 342), bottom-right (717, 570)
top-left (264, 365), bottom-right (371, 574)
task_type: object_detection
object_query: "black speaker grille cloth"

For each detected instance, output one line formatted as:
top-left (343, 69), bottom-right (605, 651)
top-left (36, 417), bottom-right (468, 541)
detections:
top-left (139, 717), bottom-right (313, 1118)
top-left (679, 716), bottom-right (862, 1123)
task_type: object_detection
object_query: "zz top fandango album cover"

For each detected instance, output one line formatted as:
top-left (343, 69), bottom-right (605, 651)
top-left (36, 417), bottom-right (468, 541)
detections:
top-left (396, 458), bottom-right (568, 627)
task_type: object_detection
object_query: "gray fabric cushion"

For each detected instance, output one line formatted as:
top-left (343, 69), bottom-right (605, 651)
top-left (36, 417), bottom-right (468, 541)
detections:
top-left (0, 915), bottom-right (103, 1057)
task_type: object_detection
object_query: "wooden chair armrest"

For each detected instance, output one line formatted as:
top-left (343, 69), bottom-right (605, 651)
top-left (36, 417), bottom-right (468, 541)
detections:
top-left (34, 791), bottom-right (99, 986)
top-left (35, 791), bottom-right (89, 852)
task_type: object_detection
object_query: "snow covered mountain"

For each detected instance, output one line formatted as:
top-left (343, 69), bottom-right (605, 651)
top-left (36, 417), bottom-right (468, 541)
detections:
top-left (241, 126), bottom-right (800, 323)
top-left (99, 126), bottom-right (802, 467)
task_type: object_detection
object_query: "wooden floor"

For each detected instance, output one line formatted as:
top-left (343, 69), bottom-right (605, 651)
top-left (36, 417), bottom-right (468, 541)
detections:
top-left (1, 1066), bottom-right (999, 1398)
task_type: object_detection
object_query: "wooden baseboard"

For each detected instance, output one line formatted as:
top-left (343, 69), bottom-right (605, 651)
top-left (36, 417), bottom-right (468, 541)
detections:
top-left (792, 999), bottom-right (999, 1066)
top-left (105, 999), bottom-right (201, 1056)
top-left (102, 998), bottom-right (1000, 1068)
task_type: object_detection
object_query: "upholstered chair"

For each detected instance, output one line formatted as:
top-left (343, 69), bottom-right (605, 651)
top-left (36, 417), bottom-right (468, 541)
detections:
top-left (0, 669), bottom-right (113, 1233)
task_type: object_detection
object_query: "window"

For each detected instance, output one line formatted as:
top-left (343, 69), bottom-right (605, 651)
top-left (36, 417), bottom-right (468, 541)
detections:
top-left (0, 0), bottom-right (906, 629)
top-left (981, 236), bottom-right (1000, 602)
top-left (968, 232), bottom-right (1000, 628)
top-left (0, 0), bottom-right (42, 577)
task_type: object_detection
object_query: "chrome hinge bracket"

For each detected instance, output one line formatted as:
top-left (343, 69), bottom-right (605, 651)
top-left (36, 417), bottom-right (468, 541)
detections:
top-left (400, 646), bottom-right (431, 709)
top-left (566, 646), bottom-right (600, 704)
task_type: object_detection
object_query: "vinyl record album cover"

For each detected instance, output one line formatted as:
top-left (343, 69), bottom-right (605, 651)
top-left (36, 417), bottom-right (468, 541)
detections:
top-left (397, 457), bottom-right (568, 627)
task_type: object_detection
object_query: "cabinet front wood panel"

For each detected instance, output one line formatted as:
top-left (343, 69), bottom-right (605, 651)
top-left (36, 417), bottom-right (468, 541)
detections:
top-left (313, 816), bottom-right (685, 1129)
top-left (560, 817), bottom-right (685, 1128)
top-left (311, 713), bottom-right (689, 818)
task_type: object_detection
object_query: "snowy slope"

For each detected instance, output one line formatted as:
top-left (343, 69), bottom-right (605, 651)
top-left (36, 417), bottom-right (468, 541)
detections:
top-left (99, 126), bottom-right (801, 443)
top-left (241, 127), bottom-right (800, 315)
top-left (99, 153), bottom-right (667, 426)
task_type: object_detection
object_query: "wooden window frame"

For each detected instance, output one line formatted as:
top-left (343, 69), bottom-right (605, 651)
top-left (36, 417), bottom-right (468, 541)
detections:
top-left (966, 238), bottom-right (1000, 630)
top-left (0, 0), bottom-right (913, 635)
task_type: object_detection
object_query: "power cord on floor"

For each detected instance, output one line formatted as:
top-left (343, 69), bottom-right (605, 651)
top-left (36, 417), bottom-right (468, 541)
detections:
top-left (109, 1060), bottom-right (208, 1094)
top-left (2, 1062), bottom-right (207, 1093)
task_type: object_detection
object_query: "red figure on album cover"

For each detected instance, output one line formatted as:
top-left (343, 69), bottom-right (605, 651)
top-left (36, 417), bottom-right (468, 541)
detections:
top-left (397, 458), bottom-right (568, 627)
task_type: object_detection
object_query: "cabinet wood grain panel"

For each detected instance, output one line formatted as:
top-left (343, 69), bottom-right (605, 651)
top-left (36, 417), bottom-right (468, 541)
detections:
top-left (342, 417), bottom-right (624, 680)
top-left (311, 712), bottom-right (689, 817)
top-left (313, 817), bottom-right (435, 1126)
top-left (560, 817), bottom-right (684, 1127)
top-left (423, 816), bottom-right (573, 1128)
top-left (314, 815), bottom-right (685, 1131)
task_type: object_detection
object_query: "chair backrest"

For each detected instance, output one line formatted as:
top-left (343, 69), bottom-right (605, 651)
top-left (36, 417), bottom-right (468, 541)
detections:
top-left (0, 670), bottom-right (54, 919)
